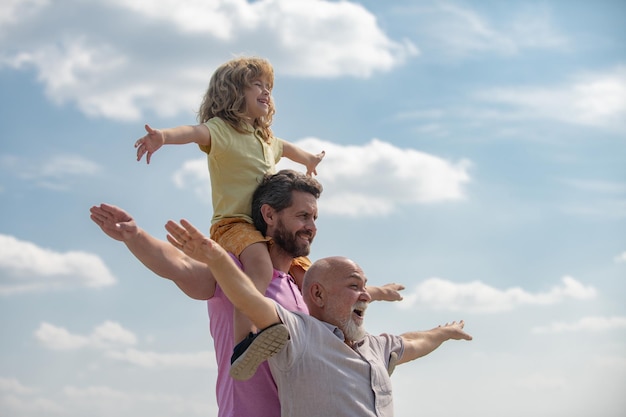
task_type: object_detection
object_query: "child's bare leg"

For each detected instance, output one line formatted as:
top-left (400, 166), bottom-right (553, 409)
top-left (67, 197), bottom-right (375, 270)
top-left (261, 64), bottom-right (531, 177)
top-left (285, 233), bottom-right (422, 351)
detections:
top-left (234, 242), bottom-right (273, 344)
top-left (229, 242), bottom-right (289, 380)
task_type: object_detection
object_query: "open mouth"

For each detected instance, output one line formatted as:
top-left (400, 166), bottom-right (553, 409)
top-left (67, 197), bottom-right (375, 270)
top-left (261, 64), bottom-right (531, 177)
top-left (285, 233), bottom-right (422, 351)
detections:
top-left (352, 302), bottom-right (367, 321)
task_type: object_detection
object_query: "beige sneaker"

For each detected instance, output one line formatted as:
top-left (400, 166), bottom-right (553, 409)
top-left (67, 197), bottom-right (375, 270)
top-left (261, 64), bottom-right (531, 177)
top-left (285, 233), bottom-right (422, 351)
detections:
top-left (229, 323), bottom-right (289, 381)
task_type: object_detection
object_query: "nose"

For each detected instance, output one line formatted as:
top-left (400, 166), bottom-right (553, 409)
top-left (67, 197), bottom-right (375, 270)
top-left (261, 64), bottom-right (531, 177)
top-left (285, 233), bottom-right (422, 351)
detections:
top-left (306, 218), bottom-right (317, 236)
top-left (360, 289), bottom-right (372, 303)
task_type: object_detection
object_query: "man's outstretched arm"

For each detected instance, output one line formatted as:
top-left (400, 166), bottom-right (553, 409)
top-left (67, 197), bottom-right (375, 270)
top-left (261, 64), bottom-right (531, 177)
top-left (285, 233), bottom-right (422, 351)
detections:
top-left (396, 321), bottom-right (472, 366)
top-left (90, 203), bottom-right (216, 300)
top-left (165, 218), bottom-right (281, 329)
top-left (367, 283), bottom-right (405, 302)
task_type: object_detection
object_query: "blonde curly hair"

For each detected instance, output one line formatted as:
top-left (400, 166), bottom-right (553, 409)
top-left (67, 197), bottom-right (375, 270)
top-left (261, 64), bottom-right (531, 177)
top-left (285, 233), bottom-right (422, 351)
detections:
top-left (197, 57), bottom-right (275, 143)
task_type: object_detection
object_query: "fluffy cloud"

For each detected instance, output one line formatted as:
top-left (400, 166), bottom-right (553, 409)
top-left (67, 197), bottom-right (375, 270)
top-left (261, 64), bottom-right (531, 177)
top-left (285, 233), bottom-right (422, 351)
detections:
top-left (1, 0), bottom-right (416, 121)
top-left (105, 349), bottom-right (214, 369)
top-left (0, 154), bottom-right (101, 191)
top-left (34, 321), bottom-right (213, 369)
top-left (532, 316), bottom-right (626, 334)
top-left (400, 275), bottom-right (597, 313)
top-left (0, 378), bottom-right (209, 417)
top-left (34, 321), bottom-right (137, 350)
top-left (0, 234), bottom-right (116, 295)
top-left (61, 385), bottom-right (210, 416)
top-left (0, 377), bottom-right (34, 395)
top-left (407, 2), bottom-right (568, 57)
top-left (173, 138), bottom-right (471, 216)
top-left (474, 66), bottom-right (626, 130)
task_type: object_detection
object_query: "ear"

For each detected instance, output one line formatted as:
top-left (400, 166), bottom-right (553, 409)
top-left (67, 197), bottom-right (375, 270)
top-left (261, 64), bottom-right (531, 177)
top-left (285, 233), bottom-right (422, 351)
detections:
top-left (309, 282), bottom-right (325, 307)
top-left (260, 204), bottom-right (276, 226)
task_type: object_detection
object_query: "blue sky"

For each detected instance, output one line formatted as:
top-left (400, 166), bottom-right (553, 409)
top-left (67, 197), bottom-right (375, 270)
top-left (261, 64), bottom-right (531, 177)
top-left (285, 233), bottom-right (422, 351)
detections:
top-left (1, 0), bottom-right (625, 416)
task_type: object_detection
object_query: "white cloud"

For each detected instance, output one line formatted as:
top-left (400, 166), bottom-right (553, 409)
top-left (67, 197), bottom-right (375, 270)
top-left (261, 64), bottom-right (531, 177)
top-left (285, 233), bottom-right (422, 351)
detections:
top-left (105, 349), bottom-right (214, 369)
top-left (0, 154), bottom-right (101, 190)
top-left (515, 372), bottom-right (567, 391)
top-left (0, 0), bottom-right (416, 121)
top-left (0, 393), bottom-right (65, 415)
top-left (172, 158), bottom-right (213, 204)
top-left (562, 179), bottom-right (626, 194)
top-left (408, 2), bottom-right (567, 57)
top-left (0, 234), bottom-right (116, 295)
top-left (34, 321), bottom-right (137, 350)
top-left (286, 138), bottom-right (471, 216)
top-left (474, 66), bottom-right (626, 130)
top-left (532, 316), bottom-right (626, 334)
top-left (63, 385), bottom-right (129, 401)
top-left (0, 377), bottom-right (34, 395)
top-left (62, 385), bottom-right (211, 416)
top-left (0, 154), bottom-right (100, 179)
top-left (107, 0), bottom-right (236, 38)
top-left (0, 378), bottom-right (63, 415)
top-left (0, 379), bottom-right (210, 417)
top-left (594, 355), bottom-right (626, 371)
top-left (0, 0), bottom-right (48, 26)
top-left (34, 321), bottom-right (212, 369)
top-left (614, 251), bottom-right (626, 263)
top-left (399, 275), bottom-right (597, 313)
top-left (173, 138), bottom-right (471, 216)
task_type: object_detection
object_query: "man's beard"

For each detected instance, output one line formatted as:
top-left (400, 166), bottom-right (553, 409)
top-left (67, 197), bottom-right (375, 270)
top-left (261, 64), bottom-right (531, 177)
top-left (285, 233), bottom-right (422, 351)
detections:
top-left (342, 317), bottom-right (366, 342)
top-left (273, 219), bottom-right (312, 258)
top-left (339, 301), bottom-right (368, 342)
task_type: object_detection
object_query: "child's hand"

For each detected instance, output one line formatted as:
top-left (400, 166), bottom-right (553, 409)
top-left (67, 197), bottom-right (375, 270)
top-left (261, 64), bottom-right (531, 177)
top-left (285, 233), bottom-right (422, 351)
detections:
top-left (306, 150), bottom-right (325, 176)
top-left (135, 124), bottom-right (165, 164)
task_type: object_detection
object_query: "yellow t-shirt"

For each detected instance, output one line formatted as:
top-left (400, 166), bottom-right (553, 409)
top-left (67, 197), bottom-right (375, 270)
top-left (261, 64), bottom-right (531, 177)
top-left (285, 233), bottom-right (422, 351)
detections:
top-left (199, 118), bottom-right (283, 224)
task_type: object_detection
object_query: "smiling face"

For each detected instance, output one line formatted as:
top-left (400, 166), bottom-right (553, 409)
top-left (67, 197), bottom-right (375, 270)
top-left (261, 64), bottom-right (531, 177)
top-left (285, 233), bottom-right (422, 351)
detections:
top-left (244, 77), bottom-right (272, 121)
top-left (270, 191), bottom-right (318, 258)
top-left (304, 257), bottom-right (372, 342)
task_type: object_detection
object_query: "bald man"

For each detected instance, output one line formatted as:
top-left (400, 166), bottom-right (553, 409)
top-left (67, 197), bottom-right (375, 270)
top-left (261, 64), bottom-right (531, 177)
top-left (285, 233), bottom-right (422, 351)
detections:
top-left (166, 218), bottom-right (473, 417)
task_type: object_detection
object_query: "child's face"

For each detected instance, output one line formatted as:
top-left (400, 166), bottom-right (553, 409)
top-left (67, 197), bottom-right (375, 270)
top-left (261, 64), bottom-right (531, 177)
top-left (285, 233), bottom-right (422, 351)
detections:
top-left (244, 77), bottom-right (272, 121)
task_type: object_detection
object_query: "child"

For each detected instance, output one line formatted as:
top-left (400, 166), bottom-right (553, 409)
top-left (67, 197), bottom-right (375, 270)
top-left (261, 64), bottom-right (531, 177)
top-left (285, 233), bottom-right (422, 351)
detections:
top-left (134, 56), bottom-right (324, 377)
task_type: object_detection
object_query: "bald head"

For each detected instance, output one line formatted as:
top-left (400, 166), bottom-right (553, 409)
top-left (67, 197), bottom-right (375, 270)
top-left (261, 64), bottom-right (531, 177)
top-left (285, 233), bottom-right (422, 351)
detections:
top-left (302, 256), bottom-right (366, 314)
top-left (302, 256), bottom-right (353, 290)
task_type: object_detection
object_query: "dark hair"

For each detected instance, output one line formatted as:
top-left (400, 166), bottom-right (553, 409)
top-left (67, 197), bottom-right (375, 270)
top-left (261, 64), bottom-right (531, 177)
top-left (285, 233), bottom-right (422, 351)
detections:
top-left (252, 169), bottom-right (323, 235)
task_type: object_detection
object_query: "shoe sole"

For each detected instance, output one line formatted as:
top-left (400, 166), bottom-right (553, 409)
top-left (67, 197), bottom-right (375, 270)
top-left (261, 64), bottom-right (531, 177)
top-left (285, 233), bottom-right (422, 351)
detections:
top-left (229, 323), bottom-right (289, 381)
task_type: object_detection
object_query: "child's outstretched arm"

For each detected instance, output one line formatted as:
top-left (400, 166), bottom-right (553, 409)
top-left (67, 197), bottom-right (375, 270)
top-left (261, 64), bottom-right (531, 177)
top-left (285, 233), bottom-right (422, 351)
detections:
top-left (282, 141), bottom-right (325, 176)
top-left (135, 123), bottom-right (212, 164)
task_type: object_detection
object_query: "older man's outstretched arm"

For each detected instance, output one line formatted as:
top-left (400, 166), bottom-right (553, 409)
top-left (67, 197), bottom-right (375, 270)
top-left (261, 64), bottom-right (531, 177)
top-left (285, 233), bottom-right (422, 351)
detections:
top-left (165, 218), bottom-right (281, 330)
top-left (395, 321), bottom-right (472, 367)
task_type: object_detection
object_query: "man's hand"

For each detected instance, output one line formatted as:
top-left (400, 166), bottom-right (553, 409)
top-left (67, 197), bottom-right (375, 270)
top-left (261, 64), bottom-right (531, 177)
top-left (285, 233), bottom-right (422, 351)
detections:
top-left (367, 283), bottom-right (405, 302)
top-left (438, 320), bottom-right (473, 341)
top-left (90, 203), bottom-right (139, 242)
top-left (165, 218), bottom-right (226, 265)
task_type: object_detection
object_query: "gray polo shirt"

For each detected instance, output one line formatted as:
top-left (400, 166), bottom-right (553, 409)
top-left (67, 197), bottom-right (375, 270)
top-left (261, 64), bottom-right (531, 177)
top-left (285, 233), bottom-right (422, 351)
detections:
top-left (269, 302), bottom-right (404, 417)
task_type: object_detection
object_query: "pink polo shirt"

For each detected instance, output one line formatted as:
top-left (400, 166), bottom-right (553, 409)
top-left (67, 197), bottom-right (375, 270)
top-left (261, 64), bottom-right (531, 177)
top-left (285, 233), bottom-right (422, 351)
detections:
top-left (207, 255), bottom-right (308, 417)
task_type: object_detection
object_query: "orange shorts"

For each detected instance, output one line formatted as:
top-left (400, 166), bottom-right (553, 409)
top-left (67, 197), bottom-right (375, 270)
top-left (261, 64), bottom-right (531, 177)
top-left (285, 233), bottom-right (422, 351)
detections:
top-left (211, 218), bottom-right (312, 277)
top-left (210, 218), bottom-right (268, 257)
